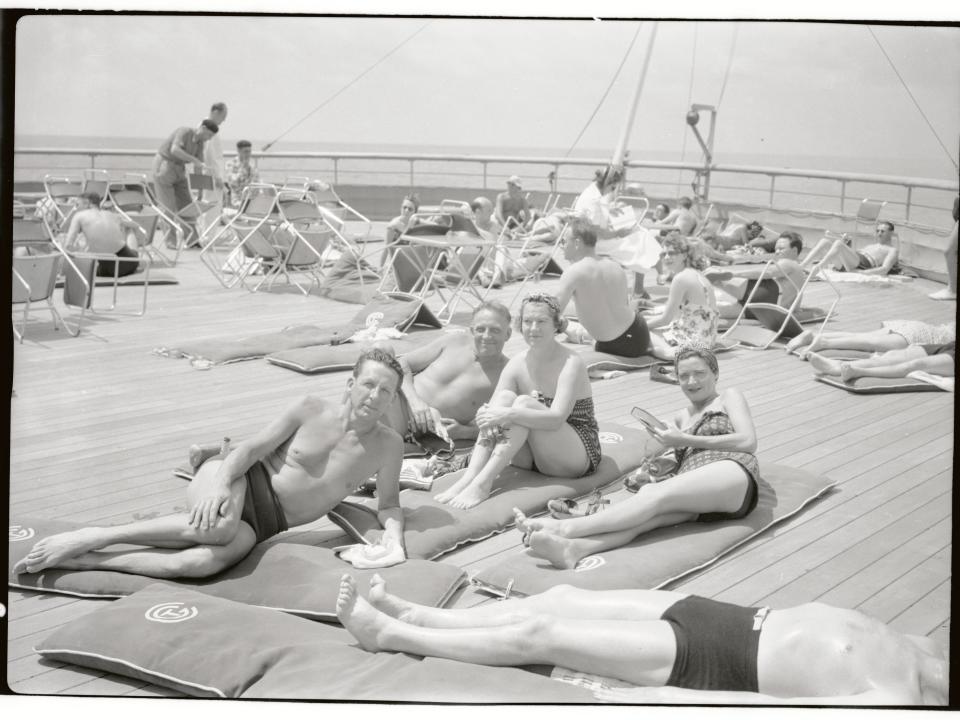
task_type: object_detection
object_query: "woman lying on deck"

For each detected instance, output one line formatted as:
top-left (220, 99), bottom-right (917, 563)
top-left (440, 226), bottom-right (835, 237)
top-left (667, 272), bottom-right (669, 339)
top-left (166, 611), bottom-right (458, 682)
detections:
top-left (643, 235), bottom-right (720, 360)
top-left (515, 345), bottom-right (758, 570)
top-left (336, 575), bottom-right (948, 705)
top-left (807, 342), bottom-right (956, 382)
top-left (433, 293), bottom-right (600, 510)
top-left (785, 319), bottom-right (956, 358)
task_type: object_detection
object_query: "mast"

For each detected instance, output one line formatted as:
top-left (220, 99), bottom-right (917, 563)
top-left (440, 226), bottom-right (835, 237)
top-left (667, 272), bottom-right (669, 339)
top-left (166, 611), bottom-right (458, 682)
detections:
top-left (611, 21), bottom-right (659, 168)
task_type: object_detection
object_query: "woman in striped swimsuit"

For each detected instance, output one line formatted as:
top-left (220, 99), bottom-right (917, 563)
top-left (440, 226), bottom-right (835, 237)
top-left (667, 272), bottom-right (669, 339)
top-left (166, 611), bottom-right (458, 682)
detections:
top-left (517, 345), bottom-right (759, 569)
top-left (434, 293), bottom-right (601, 510)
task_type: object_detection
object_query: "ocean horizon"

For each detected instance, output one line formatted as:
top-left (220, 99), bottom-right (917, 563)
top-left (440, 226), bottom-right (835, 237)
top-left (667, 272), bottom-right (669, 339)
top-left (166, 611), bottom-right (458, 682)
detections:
top-left (14, 133), bottom-right (958, 183)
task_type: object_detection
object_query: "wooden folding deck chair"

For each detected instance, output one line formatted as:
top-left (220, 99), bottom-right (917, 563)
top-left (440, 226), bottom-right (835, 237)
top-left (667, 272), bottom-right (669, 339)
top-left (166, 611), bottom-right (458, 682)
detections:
top-left (12, 252), bottom-right (78, 342)
top-left (719, 256), bottom-right (841, 350)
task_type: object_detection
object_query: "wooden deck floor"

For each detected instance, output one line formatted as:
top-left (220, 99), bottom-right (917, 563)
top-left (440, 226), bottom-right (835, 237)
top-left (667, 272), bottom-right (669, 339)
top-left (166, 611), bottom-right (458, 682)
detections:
top-left (6, 237), bottom-right (955, 698)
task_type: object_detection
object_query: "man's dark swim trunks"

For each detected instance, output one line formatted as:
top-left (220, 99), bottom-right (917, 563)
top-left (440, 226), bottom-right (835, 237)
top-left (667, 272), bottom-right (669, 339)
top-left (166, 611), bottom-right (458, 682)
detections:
top-left (594, 312), bottom-right (651, 358)
top-left (662, 595), bottom-right (769, 692)
top-left (202, 455), bottom-right (289, 543)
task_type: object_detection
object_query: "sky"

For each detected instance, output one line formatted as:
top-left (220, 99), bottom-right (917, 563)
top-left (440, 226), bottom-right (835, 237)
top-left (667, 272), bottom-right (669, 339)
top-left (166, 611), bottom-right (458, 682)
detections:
top-left (10, 12), bottom-right (960, 180)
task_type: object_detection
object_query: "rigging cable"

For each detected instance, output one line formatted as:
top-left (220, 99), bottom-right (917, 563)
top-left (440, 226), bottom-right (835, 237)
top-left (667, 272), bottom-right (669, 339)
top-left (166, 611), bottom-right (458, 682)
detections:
top-left (867, 26), bottom-right (959, 172)
top-left (715, 22), bottom-right (739, 109)
top-left (261, 20), bottom-right (433, 152)
top-left (563, 22), bottom-right (644, 158)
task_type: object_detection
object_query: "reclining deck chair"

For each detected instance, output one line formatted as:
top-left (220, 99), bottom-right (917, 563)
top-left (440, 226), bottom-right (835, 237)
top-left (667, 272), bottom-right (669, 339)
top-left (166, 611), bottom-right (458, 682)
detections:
top-left (41, 174), bottom-right (84, 233)
top-left (719, 256), bottom-right (841, 350)
top-left (285, 178), bottom-right (380, 288)
top-left (489, 209), bottom-right (572, 307)
top-left (54, 234), bottom-right (153, 318)
top-left (12, 251), bottom-right (78, 342)
top-left (850, 198), bottom-right (888, 248)
top-left (173, 173), bottom-right (219, 250)
top-left (380, 211), bottom-right (495, 324)
top-left (106, 175), bottom-right (178, 266)
top-left (199, 183), bottom-right (282, 288)
top-left (249, 190), bottom-right (336, 295)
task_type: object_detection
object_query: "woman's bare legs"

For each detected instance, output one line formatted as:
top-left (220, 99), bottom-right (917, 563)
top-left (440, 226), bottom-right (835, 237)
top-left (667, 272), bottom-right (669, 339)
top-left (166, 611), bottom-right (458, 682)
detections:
top-left (519, 461), bottom-right (749, 539)
top-left (337, 576), bottom-right (678, 687)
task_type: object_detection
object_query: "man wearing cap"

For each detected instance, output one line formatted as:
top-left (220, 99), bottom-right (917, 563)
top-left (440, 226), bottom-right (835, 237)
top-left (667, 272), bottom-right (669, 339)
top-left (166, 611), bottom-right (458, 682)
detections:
top-left (152, 119), bottom-right (219, 245)
top-left (495, 175), bottom-right (533, 232)
top-left (225, 140), bottom-right (261, 207)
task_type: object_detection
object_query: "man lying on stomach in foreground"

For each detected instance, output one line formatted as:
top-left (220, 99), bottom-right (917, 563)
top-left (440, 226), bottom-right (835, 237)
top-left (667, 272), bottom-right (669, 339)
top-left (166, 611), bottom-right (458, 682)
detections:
top-left (14, 349), bottom-right (407, 578)
top-left (337, 576), bottom-right (948, 706)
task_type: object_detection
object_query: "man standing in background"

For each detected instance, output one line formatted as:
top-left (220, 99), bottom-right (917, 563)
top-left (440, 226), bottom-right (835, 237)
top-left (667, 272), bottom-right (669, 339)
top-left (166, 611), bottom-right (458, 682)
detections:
top-left (226, 140), bottom-right (260, 207)
top-left (197, 102), bottom-right (228, 236)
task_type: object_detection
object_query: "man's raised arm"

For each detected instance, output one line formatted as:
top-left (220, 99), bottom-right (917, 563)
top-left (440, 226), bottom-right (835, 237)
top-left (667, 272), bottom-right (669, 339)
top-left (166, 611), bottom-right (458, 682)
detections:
top-left (189, 398), bottom-right (308, 531)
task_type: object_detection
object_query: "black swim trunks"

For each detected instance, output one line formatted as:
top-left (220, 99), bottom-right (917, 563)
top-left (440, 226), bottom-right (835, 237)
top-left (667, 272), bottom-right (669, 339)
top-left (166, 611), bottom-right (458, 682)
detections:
top-left (95, 245), bottom-right (139, 278)
top-left (594, 312), bottom-right (651, 358)
top-left (662, 595), bottom-right (769, 692)
top-left (742, 278), bottom-right (780, 320)
top-left (855, 252), bottom-right (876, 270)
top-left (202, 454), bottom-right (288, 543)
top-left (240, 460), bottom-right (289, 542)
top-left (920, 341), bottom-right (956, 360)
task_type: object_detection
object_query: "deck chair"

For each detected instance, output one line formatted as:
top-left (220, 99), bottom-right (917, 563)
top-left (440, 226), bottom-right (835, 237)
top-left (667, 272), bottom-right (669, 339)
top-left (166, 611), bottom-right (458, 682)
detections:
top-left (720, 257), bottom-right (841, 350)
top-left (55, 236), bottom-right (153, 317)
top-left (12, 252), bottom-right (77, 341)
top-left (496, 211), bottom-right (571, 308)
top-left (260, 192), bottom-right (336, 295)
top-left (81, 169), bottom-right (110, 202)
top-left (851, 198), bottom-right (888, 247)
top-left (691, 203), bottom-right (715, 237)
top-left (107, 176), bottom-right (176, 266)
top-left (41, 174), bottom-right (83, 232)
top-left (172, 173), bottom-right (219, 249)
top-left (12, 217), bottom-right (56, 254)
top-left (199, 183), bottom-right (281, 288)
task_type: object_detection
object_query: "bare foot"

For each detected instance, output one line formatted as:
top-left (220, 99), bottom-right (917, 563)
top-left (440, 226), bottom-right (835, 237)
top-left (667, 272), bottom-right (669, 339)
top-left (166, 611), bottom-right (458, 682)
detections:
top-left (433, 473), bottom-right (475, 504)
top-left (336, 574), bottom-right (390, 652)
top-left (448, 484), bottom-right (492, 510)
top-left (839, 362), bottom-right (859, 383)
top-left (785, 329), bottom-right (813, 353)
top-left (512, 508), bottom-right (564, 536)
top-left (368, 573), bottom-right (417, 623)
top-left (526, 530), bottom-right (581, 569)
top-left (12, 529), bottom-right (103, 574)
top-left (807, 352), bottom-right (841, 376)
top-left (806, 335), bottom-right (828, 354)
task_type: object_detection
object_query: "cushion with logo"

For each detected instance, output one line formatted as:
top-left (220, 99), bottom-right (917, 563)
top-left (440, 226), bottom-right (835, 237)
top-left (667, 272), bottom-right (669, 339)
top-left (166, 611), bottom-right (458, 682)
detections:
top-left (9, 518), bottom-right (464, 619)
top-left (328, 424), bottom-right (656, 559)
top-left (36, 583), bottom-right (595, 701)
top-left (471, 465), bottom-right (836, 596)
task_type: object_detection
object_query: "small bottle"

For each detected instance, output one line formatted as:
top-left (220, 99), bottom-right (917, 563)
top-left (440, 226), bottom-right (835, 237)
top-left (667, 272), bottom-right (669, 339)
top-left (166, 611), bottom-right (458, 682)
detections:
top-left (220, 437), bottom-right (231, 455)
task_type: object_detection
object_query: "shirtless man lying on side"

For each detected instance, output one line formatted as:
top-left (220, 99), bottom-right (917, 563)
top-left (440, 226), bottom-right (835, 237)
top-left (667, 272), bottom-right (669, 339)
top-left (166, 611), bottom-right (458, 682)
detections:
top-left (382, 301), bottom-right (512, 443)
top-left (338, 577), bottom-right (948, 706)
top-left (14, 349), bottom-right (407, 578)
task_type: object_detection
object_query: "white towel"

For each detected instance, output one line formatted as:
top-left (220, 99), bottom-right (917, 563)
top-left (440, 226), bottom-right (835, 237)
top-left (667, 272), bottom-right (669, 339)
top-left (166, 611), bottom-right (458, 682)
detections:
top-left (906, 370), bottom-right (955, 392)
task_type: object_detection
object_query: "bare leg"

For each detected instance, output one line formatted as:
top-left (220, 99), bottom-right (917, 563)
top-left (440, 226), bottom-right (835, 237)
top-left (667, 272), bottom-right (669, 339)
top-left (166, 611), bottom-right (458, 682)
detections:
top-left (526, 512), bottom-right (695, 569)
top-left (42, 524), bottom-right (258, 579)
top-left (799, 237), bottom-right (833, 270)
top-left (336, 576), bottom-right (678, 687)
top-left (447, 418), bottom-right (531, 509)
top-left (842, 352), bottom-right (953, 381)
top-left (368, 574), bottom-right (684, 627)
top-left (785, 329), bottom-right (815, 353)
top-left (806, 329), bottom-right (907, 355)
top-left (648, 333), bottom-right (677, 361)
top-left (13, 460), bottom-right (247, 574)
top-left (516, 461), bottom-right (750, 540)
top-left (818, 240), bottom-right (862, 272)
top-left (931, 222), bottom-right (958, 299)
top-left (807, 352), bottom-right (844, 377)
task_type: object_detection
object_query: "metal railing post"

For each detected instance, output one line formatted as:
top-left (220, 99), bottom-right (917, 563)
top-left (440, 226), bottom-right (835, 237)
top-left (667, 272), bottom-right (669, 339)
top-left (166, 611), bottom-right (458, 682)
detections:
top-left (839, 180), bottom-right (847, 216)
top-left (409, 159), bottom-right (414, 189)
top-left (482, 161), bottom-right (487, 190)
top-left (333, 158), bottom-right (339, 185)
top-left (768, 174), bottom-right (776, 209)
top-left (905, 186), bottom-right (913, 221)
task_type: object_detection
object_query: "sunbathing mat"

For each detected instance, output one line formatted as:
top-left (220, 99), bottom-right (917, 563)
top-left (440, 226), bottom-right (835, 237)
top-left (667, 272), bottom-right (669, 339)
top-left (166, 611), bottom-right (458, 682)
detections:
top-left (471, 465), bottom-right (836, 597)
top-left (724, 306), bottom-right (830, 347)
top-left (266, 329), bottom-right (447, 374)
top-left (152, 291), bottom-right (442, 368)
top-left (55, 272), bottom-right (178, 288)
top-left (9, 516), bottom-right (464, 620)
top-left (815, 374), bottom-right (949, 394)
top-left (328, 424), bottom-right (656, 560)
top-left (36, 583), bottom-right (594, 701)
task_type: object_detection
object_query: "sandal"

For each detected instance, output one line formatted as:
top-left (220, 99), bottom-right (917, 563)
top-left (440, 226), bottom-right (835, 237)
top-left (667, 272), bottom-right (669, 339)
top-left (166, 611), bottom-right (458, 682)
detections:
top-left (649, 363), bottom-right (678, 384)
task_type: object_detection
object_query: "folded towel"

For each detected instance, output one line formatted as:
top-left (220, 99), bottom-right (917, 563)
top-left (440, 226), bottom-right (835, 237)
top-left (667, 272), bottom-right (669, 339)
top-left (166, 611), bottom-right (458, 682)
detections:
top-left (906, 370), bottom-right (955, 392)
